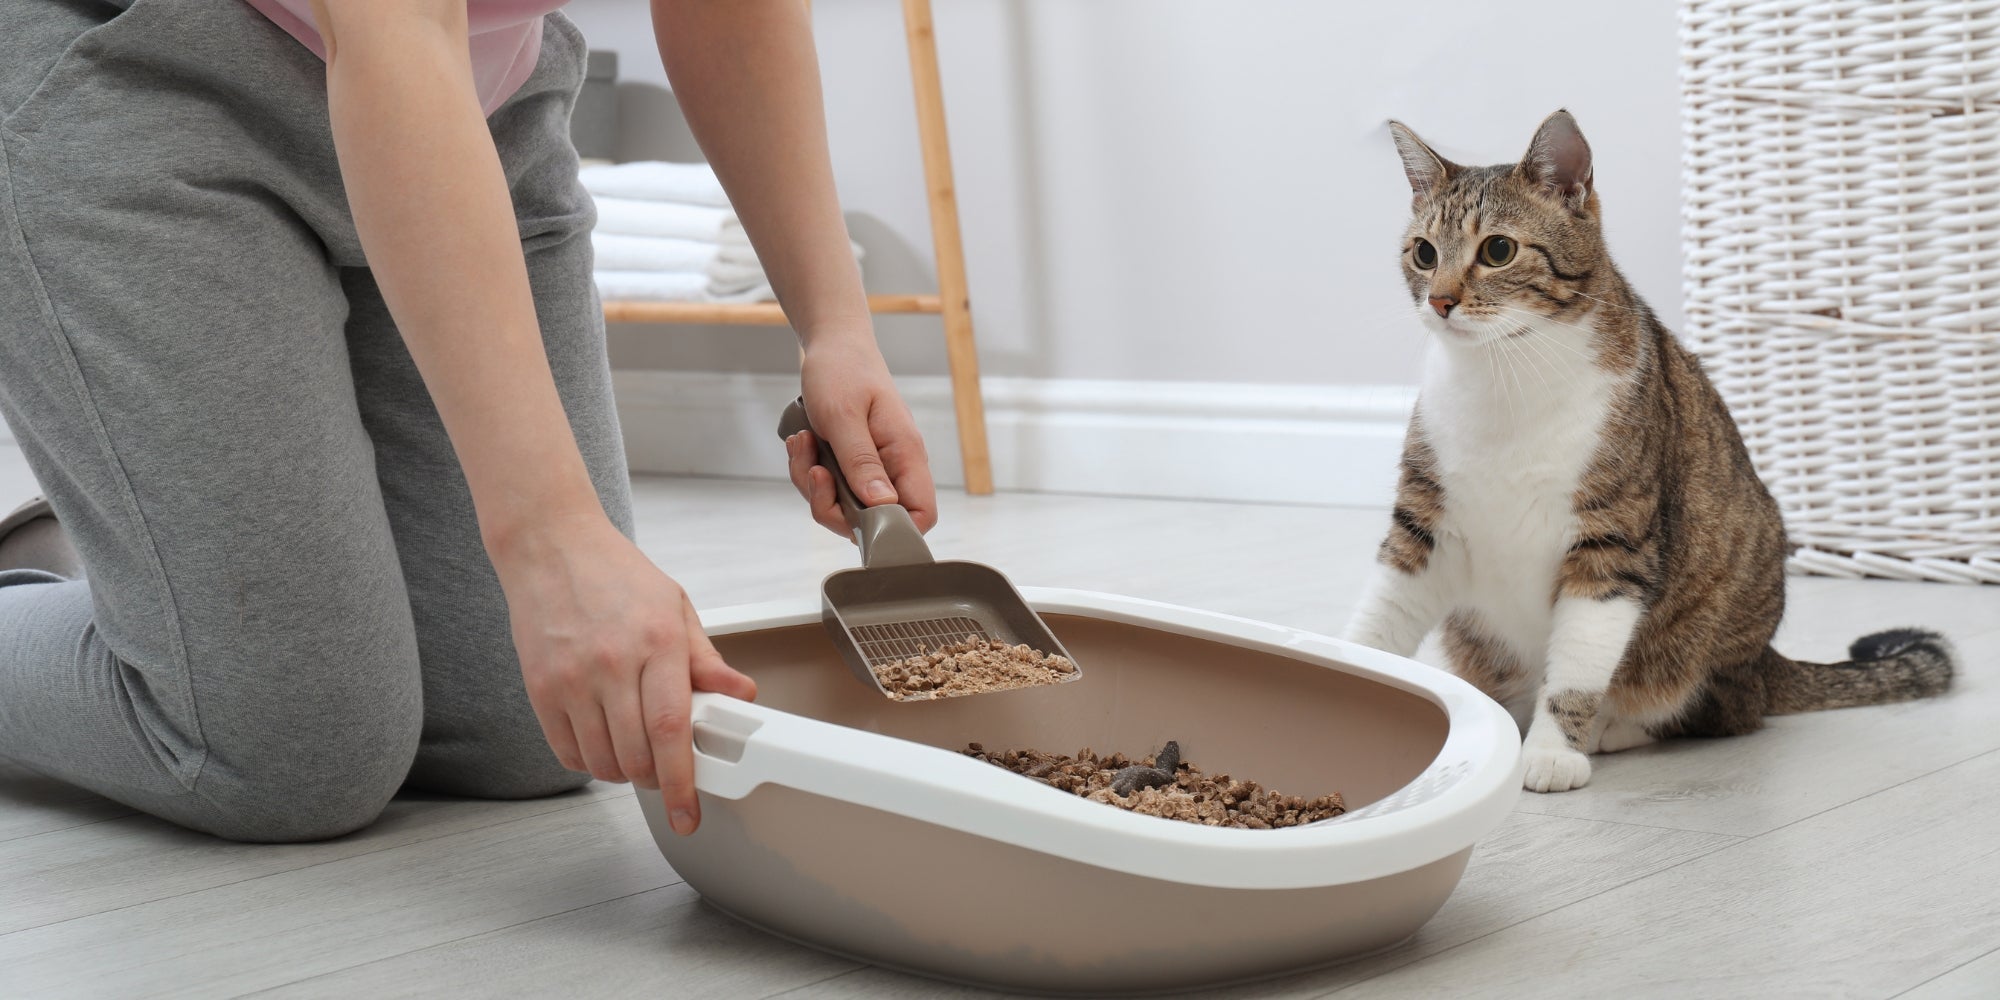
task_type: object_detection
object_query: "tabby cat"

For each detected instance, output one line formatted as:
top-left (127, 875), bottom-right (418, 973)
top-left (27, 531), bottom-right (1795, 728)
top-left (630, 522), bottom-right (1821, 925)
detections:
top-left (1343, 110), bottom-right (1956, 793)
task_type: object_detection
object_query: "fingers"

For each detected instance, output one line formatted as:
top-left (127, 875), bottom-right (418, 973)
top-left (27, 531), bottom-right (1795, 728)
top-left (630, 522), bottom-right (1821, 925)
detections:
top-left (601, 681), bottom-right (657, 791)
top-left (639, 658), bottom-right (697, 835)
top-left (783, 430), bottom-right (815, 501)
top-left (568, 704), bottom-right (624, 784)
top-left (893, 468), bottom-right (938, 533)
top-left (818, 404), bottom-right (898, 507)
top-left (641, 612), bottom-right (699, 836)
top-left (874, 406), bottom-right (938, 533)
top-left (806, 467), bottom-right (844, 535)
top-left (785, 432), bottom-right (856, 537)
top-left (529, 698), bottom-right (586, 773)
top-left (686, 599), bottom-right (757, 701)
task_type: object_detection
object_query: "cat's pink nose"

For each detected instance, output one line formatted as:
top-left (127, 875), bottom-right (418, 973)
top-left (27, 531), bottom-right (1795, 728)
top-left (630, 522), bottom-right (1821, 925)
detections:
top-left (1428, 295), bottom-right (1457, 317)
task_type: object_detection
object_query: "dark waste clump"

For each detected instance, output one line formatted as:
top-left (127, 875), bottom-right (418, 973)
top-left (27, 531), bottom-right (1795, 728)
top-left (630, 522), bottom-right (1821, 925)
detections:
top-left (964, 741), bottom-right (1344, 829)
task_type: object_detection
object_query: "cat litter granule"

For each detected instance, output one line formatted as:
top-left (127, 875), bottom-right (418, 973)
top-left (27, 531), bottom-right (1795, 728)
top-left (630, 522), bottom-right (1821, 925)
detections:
top-left (871, 638), bottom-right (1076, 700)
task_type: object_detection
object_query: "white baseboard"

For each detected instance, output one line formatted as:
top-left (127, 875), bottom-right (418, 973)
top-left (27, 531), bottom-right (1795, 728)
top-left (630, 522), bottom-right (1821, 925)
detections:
top-left (612, 371), bottom-right (1416, 508)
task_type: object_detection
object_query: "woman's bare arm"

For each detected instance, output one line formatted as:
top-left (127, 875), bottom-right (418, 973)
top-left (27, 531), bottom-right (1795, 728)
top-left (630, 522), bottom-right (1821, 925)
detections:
top-left (311, 0), bottom-right (754, 836)
top-left (651, 0), bottom-right (938, 532)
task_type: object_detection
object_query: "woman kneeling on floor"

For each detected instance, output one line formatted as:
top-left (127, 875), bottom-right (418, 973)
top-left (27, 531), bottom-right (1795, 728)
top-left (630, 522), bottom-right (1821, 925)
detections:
top-left (0, 0), bottom-right (932, 841)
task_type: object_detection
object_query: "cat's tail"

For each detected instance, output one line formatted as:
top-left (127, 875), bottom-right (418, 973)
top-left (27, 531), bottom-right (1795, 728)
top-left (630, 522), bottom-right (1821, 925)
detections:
top-left (1765, 628), bottom-right (1956, 715)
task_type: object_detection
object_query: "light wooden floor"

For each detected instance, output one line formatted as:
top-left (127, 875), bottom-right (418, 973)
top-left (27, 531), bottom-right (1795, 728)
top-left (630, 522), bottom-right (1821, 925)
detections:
top-left (2, 445), bottom-right (1995, 999)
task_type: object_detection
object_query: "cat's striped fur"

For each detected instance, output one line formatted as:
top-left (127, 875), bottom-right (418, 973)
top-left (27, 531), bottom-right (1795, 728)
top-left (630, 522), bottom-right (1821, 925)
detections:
top-left (1344, 111), bottom-right (1956, 792)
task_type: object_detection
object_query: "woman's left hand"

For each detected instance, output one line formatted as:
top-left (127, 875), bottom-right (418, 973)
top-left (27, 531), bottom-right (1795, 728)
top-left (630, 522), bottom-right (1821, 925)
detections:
top-left (786, 336), bottom-right (937, 536)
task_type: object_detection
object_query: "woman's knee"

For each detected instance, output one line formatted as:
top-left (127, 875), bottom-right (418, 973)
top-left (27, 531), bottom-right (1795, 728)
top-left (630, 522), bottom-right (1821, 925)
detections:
top-left (192, 769), bottom-right (403, 843)
top-left (186, 655), bottom-right (426, 843)
top-left (405, 729), bottom-right (591, 801)
top-left (439, 760), bottom-right (592, 801)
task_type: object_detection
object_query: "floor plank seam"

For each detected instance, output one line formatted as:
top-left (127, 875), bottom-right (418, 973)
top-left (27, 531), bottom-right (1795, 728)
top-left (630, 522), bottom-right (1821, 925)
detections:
top-left (1512, 734), bottom-right (2000, 840)
top-left (0, 810), bottom-right (142, 845)
top-left (1504, 806), bottom-right (1750, 836)
top-left (0, 792), bottom-right (625, 939)
top-left (1887, 943), bottom-right (2000, 998)
top-left (1720, 743), bottom-right (2000, 845)
top-left (1305, 833), bottom-right (1753, 998)
top-left (227, 882), bottom-right (691, 1000)
top-left (1313, 744), bottom-right (2000, 998)
top-left (755, 964), bottom-right (874, 999)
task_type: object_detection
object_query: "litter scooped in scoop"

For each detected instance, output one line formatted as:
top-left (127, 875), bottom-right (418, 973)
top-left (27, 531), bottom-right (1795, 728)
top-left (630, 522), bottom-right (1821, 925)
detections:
top-left (872, 637), bottom-right (1077, 700)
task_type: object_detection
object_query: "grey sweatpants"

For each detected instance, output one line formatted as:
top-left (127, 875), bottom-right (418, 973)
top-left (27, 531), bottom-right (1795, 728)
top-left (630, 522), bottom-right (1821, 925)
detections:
top-left (0, 0), bottom-right (633, 840)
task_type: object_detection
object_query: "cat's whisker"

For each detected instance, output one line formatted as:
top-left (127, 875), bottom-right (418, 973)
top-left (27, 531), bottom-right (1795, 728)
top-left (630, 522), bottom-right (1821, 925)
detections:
top-left (1498, 314), bottom-right (1580, 388)
top-left (1507, 326), bottom-right (1563, 395)
top-left (1504, 338), bottom-right (1544, 412)
top-left (1537, 336), bottom-right (1594, 397)
top-left (1525, 332), bottom-right (1585, 396)
top-left (1491, 304), bottom-right (1598, 346)
top-left (1562, 288), bottom-right (1639, 315)
top-left (1485, 330), bottom-right (1521, 423)
top-left (1493, 306), bottom-right (1640, 394)
top-left (1492, 307), bottom-right (1604, 365)
top-left (1505, 313), bottom-right (1620, 373)
top-left (1496, 334), bottom-right (1538, 410)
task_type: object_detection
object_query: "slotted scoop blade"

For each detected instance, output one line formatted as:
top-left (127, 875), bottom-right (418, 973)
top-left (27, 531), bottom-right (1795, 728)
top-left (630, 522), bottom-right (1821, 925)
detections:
top-left (779, 398), bottom-right (1081, 700)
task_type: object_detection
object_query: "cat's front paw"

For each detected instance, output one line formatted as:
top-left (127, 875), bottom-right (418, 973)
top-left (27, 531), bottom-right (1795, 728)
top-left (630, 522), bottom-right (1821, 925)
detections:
top-left (1521, 744), bottom-right (1592, 793)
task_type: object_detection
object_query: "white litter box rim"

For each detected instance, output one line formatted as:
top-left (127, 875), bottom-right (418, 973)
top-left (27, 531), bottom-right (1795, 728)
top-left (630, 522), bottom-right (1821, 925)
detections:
top-left (686, 587), bottom-right (1523, 891)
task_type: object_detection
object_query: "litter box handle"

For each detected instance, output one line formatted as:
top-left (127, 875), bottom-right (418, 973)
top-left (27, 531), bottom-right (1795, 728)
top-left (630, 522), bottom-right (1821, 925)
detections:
top-left (777, 396), bottom-right (934, 568)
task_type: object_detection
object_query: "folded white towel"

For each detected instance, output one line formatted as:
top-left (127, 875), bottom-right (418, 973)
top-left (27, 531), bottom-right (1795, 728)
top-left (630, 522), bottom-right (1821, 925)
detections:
top-left (590, 233), bottom-right (724, 274)
top-left (594, 270), bottom-right (775, 304)
top-left (705, 258), bottom-right (770, 297)
top-left (589, 186), bottom-right (869, 303)
top-left (579, 161), bottom-right (731, 207)
top-left (593, 230), bottom-right (864, 291)
top-left (592, 197), bottom-right (749, 245)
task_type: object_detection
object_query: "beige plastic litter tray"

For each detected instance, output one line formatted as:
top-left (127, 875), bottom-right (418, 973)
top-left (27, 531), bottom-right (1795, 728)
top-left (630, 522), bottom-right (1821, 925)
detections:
top-left (638, 588), bottom-right (1522, 996)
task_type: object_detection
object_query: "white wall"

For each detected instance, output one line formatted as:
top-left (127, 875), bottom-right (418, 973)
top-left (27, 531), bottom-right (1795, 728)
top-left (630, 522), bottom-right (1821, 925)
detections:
top-left (566, 0), bottom-right (1684, 388)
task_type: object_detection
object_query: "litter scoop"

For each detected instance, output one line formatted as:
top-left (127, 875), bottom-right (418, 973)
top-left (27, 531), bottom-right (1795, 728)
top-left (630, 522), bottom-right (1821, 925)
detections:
top-left (778, 397), bottom-right (1081, 700)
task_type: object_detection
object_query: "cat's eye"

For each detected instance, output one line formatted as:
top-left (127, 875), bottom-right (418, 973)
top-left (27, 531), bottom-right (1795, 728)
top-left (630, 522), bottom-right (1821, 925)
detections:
top-left (1479, 235), bottom-right (1517, 267)
top-left (1411, 238), bottom-right (1438, 270)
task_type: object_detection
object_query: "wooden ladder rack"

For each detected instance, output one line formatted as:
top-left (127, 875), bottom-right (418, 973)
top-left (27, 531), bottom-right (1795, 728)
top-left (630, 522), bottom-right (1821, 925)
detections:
top-left (598, 0), bottom-right (994, 494)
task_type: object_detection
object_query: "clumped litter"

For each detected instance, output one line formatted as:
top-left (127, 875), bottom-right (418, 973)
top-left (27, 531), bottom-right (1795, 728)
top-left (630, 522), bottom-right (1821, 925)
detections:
top-left (872, 637), bottom-right (1077, 701)
top-left (963, 740), bottom-right (1345, 829)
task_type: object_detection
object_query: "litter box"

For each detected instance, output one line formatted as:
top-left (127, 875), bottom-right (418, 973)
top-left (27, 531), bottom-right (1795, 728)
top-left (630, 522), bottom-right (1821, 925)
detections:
top-left (638, 588), bottom-right (1522, 996)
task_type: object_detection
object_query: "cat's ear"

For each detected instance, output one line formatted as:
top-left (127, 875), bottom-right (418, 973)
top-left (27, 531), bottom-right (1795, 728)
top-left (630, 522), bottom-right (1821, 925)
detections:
top-left (1519, 109), bottom-right (1594, 210)
top-left (1388, 120), bottom-right (1456, 205)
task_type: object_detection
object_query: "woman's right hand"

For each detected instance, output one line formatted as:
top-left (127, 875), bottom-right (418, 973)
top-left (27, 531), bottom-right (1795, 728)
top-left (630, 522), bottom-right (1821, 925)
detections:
top-left (787, 334), bottom-right (937, 537)
top-left (490, 512), bottom-right (757, 836)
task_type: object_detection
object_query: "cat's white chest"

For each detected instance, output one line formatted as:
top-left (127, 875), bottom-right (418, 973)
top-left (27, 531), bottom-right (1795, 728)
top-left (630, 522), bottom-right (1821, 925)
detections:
top-left (1419, 340), bottom-right (1619, 652)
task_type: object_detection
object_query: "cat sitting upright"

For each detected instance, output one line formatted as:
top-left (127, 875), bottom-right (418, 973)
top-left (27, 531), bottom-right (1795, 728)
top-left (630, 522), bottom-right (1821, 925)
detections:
top-left (1343, 110), bottom-right (1955, 793)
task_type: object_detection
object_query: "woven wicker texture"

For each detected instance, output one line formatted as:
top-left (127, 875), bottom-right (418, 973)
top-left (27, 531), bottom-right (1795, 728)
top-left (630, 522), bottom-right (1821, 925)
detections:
top-left (1681, 0), bottom-right (2000, 583)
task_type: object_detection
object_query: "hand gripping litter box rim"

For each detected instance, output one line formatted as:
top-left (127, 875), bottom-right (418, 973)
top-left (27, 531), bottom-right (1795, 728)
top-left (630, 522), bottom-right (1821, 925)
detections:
top-left (667, 587), bottom-right (1524, 891)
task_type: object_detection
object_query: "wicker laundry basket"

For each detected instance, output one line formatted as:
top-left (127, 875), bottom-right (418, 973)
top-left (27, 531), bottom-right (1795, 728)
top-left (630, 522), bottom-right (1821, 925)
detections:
top-left (1681, 0), bottom-right (2000, 583)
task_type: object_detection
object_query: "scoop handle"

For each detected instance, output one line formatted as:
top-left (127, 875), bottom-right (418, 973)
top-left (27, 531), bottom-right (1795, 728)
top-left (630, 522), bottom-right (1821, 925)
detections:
top-left (777, 396), bottom-right (934, 567)
top-left (778, 396), bottom-right (868, 530)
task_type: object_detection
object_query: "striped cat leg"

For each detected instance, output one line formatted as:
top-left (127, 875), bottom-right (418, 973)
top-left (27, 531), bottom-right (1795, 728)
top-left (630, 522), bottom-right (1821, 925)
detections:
top-left (1441, 611), bottom-right (1538, 732)
top-left (1345, 425), bottom-right (1450, 658)
top-left (1522, 594), bottom-right (1643, 792)
top-left (1343, 565), bottom-right (1447, 658)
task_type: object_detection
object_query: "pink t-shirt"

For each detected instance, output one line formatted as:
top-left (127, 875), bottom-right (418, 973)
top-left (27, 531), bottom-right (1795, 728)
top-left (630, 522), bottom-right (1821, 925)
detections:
top-left (244, 0), bottom-right (567, 115)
